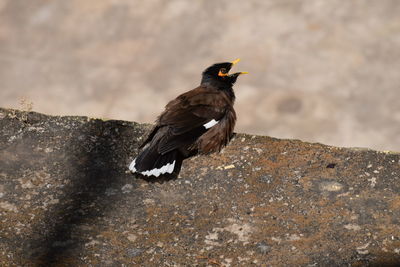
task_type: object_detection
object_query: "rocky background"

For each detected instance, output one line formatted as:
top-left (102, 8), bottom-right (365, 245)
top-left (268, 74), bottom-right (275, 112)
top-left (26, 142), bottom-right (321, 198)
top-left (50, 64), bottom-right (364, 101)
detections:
top-left (1, 0), bottom-right (400, 151)
top-left (0, 108), bottom-right (399, 266)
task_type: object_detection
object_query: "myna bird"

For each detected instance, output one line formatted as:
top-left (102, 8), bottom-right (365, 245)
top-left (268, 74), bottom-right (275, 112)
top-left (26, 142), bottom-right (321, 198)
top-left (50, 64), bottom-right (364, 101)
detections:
top-left (129, 59), bottom-right (247, 177)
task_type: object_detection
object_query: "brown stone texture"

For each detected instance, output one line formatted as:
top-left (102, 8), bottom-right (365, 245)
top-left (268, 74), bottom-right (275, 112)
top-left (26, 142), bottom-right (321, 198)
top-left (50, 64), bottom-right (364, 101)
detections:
top-left (0, 108), bottom-right (399, 266)
top-left (1, 0), bottom-right (400, 151)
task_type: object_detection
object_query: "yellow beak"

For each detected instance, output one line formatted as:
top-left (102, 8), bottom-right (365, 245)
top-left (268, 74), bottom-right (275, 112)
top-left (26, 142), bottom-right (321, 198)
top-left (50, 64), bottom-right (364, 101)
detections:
top-left (231, 59), bottom-right (249, 74)
top-left (231, 58), bottom-right (241, 65)
top-left (217, 59), bottom-right (249, 76)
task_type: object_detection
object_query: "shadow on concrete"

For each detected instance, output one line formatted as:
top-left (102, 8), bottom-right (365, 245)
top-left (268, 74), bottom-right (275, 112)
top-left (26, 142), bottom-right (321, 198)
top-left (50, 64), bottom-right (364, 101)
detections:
top-left (29, 119), bottom-right (136, 265)
top-left (357, 257), bottom-right (400, 267)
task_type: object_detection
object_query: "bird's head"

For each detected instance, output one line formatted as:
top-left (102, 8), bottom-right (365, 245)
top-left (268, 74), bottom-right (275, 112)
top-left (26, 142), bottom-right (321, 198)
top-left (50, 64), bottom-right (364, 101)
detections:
top-left (201, 59), bottom-right (248, 88)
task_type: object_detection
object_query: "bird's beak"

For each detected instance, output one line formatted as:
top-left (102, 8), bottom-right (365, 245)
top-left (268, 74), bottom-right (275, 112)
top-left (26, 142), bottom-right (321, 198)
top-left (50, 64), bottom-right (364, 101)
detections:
top-left (229, 59), bottom-right (249, 76)
top-left (231, 58), bottom-right (241, 65)
top-left (228, 72), bottom-right (249, 77)
top-left (218, 59), bottom-right (249, 77)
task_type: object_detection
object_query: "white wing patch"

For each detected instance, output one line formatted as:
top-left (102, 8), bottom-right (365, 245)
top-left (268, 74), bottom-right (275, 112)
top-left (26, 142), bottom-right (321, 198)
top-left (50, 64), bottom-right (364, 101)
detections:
top-left (129, 158), bottom-right (137, 172)
top-left (203, 119), bottom-right (219, 129)
top-left (129, 158), bottom-right (176, 177)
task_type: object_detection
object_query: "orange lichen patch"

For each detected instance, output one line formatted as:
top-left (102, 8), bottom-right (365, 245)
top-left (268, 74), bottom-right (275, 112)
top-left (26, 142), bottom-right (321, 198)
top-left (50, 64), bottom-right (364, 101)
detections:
top-left (98, 230), bottom-right (128, 247)
top-left (389, 196), bottom-right (400, 210)
top-left (298, 177), bottom-right (314, 191)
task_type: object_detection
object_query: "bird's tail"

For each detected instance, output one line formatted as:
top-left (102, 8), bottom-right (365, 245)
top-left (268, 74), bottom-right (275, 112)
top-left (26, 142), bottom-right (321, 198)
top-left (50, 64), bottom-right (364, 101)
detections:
top-left (129, 146), bottom-right (182, 177)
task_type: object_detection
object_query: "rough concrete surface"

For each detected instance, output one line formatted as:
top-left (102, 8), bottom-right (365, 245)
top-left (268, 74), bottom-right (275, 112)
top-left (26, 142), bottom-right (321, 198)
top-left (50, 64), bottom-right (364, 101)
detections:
top-left (1, 0), bottom-right (400, 151)
top-left (0, 108), bottom-right (399, 266)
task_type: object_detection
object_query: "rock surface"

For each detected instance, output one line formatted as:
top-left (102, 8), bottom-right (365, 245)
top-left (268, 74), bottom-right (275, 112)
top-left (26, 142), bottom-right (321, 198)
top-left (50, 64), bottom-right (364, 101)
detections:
top-left (0, 108), bottom-right (399, 266)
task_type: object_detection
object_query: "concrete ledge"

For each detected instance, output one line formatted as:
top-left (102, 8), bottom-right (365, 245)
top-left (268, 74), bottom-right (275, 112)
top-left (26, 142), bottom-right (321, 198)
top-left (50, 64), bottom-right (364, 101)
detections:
top-left (0, 108), bottom-right (399, 266)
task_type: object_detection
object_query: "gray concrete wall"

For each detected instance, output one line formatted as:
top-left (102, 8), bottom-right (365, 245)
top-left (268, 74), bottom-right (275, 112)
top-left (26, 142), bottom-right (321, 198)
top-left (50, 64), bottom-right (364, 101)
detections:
top-left (0, 0), bottom-right (399, 151)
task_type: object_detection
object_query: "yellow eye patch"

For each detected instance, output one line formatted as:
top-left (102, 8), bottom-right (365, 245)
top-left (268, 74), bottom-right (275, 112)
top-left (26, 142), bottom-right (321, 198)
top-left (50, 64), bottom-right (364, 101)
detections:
top-left (218, 68), bottom-right (228, 77)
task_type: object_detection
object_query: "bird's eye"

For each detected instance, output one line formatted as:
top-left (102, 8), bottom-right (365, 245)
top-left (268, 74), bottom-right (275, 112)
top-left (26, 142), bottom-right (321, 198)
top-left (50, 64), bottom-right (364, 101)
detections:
top-left (218, 68), bottom-right (228, 77)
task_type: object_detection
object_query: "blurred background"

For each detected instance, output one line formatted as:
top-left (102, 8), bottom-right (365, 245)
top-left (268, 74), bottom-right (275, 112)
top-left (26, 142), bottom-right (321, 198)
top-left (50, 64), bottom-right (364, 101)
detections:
top-left (0, 0), bottom-right (399, 151)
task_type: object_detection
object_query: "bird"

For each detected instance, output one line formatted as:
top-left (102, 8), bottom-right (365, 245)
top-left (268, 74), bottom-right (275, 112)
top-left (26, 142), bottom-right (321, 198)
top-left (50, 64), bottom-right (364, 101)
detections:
top-left (129, 59), bottom-right (247, 177)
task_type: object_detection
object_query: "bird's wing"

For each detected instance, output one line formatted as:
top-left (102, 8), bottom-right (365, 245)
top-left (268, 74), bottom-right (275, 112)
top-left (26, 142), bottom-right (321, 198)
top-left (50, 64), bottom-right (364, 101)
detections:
top-left (153, 86), bottom-right (232, 154)
top-left (194, 106), bottom-right (236, 154)
top-left (159, 86), bottom-right (229, 131)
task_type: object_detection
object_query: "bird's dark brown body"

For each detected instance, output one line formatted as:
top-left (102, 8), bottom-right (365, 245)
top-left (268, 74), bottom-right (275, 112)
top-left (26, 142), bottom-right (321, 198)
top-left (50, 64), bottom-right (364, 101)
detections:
top-left (129, 59), bottom-right (246, 177)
